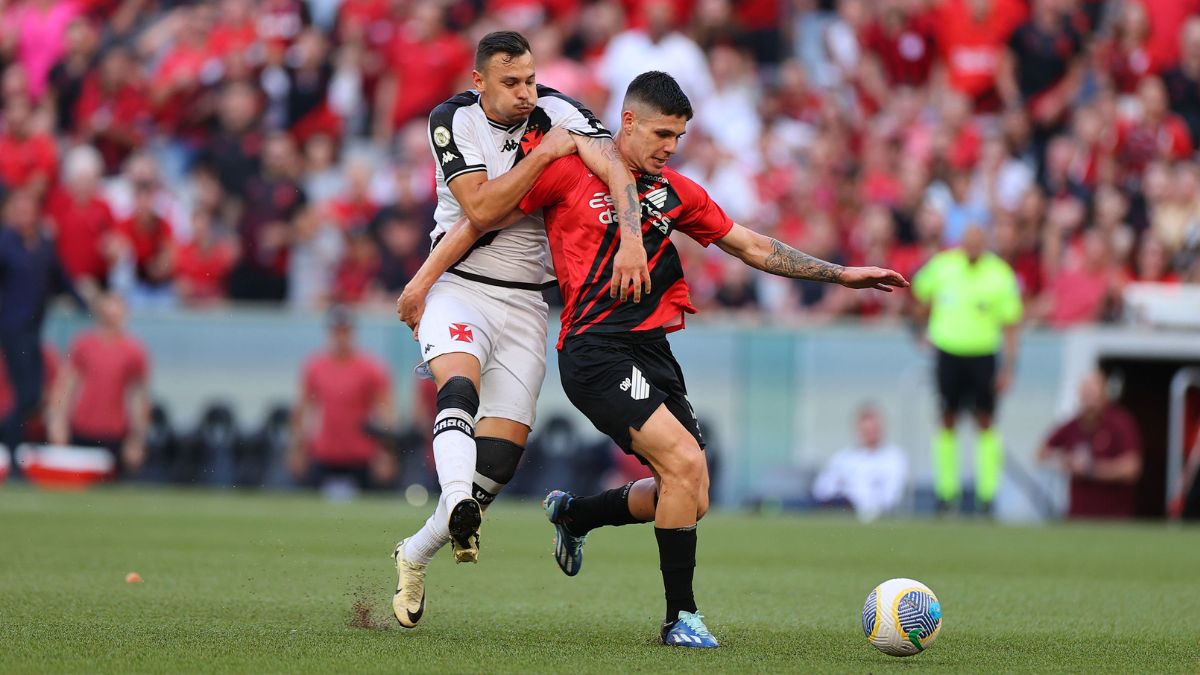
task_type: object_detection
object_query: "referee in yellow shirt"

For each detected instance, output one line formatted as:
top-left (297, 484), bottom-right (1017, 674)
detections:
top-left (912, 226), bottom-right (1022, 516)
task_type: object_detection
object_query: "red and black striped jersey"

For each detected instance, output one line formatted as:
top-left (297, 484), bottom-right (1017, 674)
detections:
top-left (519, 155), bottom-right (733, 349)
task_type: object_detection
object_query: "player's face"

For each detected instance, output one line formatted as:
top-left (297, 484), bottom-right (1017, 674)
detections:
top-left (622, 109), bottom-right (687, 174)
top-left (473, 51), bottom-right (537, 125)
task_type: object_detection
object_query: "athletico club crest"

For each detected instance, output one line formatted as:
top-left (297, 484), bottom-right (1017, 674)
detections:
top-left (449, 323), bottom-right (474, 343)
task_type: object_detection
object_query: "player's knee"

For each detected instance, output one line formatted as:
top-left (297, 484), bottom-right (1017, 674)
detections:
top-left (696, 491), bottom-right (710, 520)
top-left (660, 444), bottom-right (705, 493)
top-left (435, 376), bottom-right (479, 437)
top-left (437, 376), bottom-right (479, 416)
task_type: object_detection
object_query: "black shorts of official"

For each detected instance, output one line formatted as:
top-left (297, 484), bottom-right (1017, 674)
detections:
top-left (558, 330), bottom-right (704, 464)
top-left (935, 349), bottom-right (997, 416)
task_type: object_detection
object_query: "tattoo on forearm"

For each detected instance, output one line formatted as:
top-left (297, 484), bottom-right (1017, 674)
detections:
top-left (763, 239), bottom-right (843, 282)
top-left (586, 137), bottom-right (642, 238)
top-left (620, 184), bottom-right (641, 238)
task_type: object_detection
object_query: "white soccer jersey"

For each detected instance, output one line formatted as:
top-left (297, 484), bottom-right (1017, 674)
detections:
top-left (427, 85), bottom-right (611, 287)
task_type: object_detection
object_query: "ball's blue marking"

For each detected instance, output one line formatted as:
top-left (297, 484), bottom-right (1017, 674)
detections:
top-left (897, 590), bottom-right (940, 641)
top-left (862, 589), bottom-right (878, 638)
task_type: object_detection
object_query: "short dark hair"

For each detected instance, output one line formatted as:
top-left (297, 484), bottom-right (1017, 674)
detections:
top-left (623, 71), bottom-right (693, 120)
top-left (475, 31), bottom-right (531, 71)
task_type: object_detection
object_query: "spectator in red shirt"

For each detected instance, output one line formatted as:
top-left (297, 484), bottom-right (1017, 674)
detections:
top-left (1038, 369), bottom-right (1143, 519)
top-left (288, 307), bottom-right (396, 490)
top-left (1037, 228), bottom-right (1123, 327)
top-left (1097, 0), bottom-right (1154, 95)
top-left (861, 0), bottom-right (938, 88)
top-left (146, 5), bottom-right (219, 139)
top-left (46, 145), bottom-right (114, 286)
top-left (372, 0), bottom-right (471, 140)
top-left (935, 0), bottom-right (1027, 111)
top-left (1141, 0), bottom-right (1200, 74)
top-left (74, 45), bottom-right (152, 174)
top-left (48, 293), bottom-right (151, 477)
top-left (1118, 76), bottom-right (1194, 176)
top-left (112, 174), bottom-right (175, 307)
top-left (0, 96), bottom-right (58, 199)
top-left (332, 227), bottom-right (379, 304)
top-left (174, 208), bottom-right (238, 307)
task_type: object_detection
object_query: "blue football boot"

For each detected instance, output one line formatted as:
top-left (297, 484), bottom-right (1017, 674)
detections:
top-left (542, 490), bottom-right (586, 576)
top-left (661, 611), bottom-right (720, 648)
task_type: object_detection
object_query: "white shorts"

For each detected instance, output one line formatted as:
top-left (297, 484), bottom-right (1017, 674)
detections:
top-left (416, 274), bottom-right (550, 427)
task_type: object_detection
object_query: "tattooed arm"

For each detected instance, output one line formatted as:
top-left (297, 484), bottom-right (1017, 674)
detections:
top-left (715, 223), bottom-right (909, 290)
top-left (573, 134), bottom-right (650, 302)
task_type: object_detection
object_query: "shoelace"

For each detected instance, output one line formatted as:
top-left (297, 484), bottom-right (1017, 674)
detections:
top-left (678, 613), bottom-right (712, 637)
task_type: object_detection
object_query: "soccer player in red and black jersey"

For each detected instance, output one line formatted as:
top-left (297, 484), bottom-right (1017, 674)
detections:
top-left (400, 72), bottom-right (907, 647)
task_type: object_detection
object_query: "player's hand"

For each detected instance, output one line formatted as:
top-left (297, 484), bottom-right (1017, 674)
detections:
top-left (396, 280), bottom-right (432, 340)
top-left (121, 439), bottom-right (146, 474)
top-left (538, 127), bottom-right (578, 160)
top-left (371, 451), bottom-right (398, 485)
top-left (287, 448), bottom-right (307, 481)
top-left (610, 243), bottom-right (651, 302)
top-left (838, 266), bottom-right (909, 292)
top-left (994, 365), bottom-right (1013, 395)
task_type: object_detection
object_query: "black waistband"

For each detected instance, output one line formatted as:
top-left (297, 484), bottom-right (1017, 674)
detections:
top-left (447, 267), bottom-right (556, 291)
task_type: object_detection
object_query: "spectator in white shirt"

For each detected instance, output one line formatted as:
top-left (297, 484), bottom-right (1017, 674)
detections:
top-left (598, 0), bottom-right (714, 129)
top-left (812, 404), bottom-right (908, 522)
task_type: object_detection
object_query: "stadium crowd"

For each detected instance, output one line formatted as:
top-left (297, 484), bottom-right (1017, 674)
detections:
top-left (1, 0), bottom-right (1198, 323)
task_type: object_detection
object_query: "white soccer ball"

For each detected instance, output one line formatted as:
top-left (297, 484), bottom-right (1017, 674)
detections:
top-left (861, 578), bottom-right (942, 656)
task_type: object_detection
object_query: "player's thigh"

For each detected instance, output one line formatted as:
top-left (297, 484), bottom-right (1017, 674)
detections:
top-left (418, 280), bottom-right (495, 387)
top-left (478, 290), bottom-right (548, 430)
top-left (429, 352), bottom-right (482, 389)
top-left (476, 416), bottom-right (530, 447)
top-left (558, 335), bottom-right (665, 457)
top-left (628, 404), bottom-right (706, 487)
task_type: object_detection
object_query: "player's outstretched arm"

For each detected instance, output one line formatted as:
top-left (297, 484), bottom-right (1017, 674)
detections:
top-left (448, 127), bottom-right (577, 229)
top-left (714, 223), bottom-right (909, 291)
top-left (395, 210), bottom-right (524, 336)
top-left (572, 134), bottom-right (650, 302)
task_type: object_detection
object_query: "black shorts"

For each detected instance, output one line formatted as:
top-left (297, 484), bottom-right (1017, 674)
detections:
top-left (935, 350), bottom-right (997, 416)
top-left (558, 330), bottom-right (704, 463)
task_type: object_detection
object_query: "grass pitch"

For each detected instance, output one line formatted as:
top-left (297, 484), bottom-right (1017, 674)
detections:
top-left (0, 486), bottom-right (1196, 673)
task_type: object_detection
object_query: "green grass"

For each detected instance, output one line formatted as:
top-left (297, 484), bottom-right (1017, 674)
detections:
top-left (0, 486), bottom-right (1197, 673)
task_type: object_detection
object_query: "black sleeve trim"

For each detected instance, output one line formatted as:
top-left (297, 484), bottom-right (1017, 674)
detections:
top-left (444, 165), bottom-right (487, 184)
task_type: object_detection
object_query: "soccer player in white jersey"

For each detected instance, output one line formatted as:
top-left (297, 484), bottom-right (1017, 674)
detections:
top-left (389, 31), bottom-right (649, 628)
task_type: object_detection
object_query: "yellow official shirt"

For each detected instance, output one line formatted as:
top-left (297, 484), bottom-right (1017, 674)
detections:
top-left (911, 250), bottom-right (1023, 357)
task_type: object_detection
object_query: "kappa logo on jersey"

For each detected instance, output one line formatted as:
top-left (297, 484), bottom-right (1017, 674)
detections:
top-left (449, 323), bottom-right (474, 343)
top-left (501, 138), bottom-right (519, 152)
top-left (440, 150), bottom-right (458, 165)
top-left (619, 366), bottom-right (651, 401)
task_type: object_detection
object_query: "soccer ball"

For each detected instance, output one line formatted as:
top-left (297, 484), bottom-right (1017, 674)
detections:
top-left (861, 578), bottom-right (942, 656)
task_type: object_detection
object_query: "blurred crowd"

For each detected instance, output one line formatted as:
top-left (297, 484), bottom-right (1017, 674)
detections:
top-left (1, 0), bottom-right (1198, 324)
